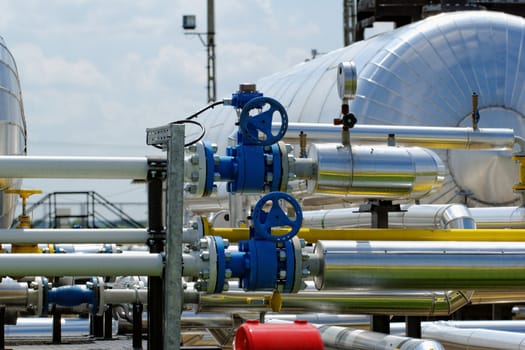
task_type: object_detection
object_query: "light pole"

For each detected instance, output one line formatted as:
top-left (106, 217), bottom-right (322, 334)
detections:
top-left (183, 0), bottom-right (216, 103)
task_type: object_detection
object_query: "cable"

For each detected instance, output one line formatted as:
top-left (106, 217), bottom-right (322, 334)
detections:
top-left (172, 119), bottom-right (205, 147)
top-left (151, 119), bottom-right (205, 149)
top-left (151, 100), bottom-right (224, 149)
top-left (186, 100), bottom-right (224, 120)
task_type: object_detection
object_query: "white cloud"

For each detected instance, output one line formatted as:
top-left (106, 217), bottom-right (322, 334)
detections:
top-left (13, 43), bottom-right (110, 89)
top-left (1, 0), bottom-right (342, 205)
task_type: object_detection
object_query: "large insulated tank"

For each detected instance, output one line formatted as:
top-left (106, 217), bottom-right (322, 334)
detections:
top-left (252, 11), bottom-right (525, 206)
top-left (0, 37), bottom-right (27, 227)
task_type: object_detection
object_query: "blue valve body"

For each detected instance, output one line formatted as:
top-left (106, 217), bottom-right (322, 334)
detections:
top-left (230, 91), bottom-right (263, 109)
top-left (215, 143), bottom-right (282, 193)
top-left (209, 192), bottom-right (303, 292)
top-left (48, 285), bottom-right (95, 308)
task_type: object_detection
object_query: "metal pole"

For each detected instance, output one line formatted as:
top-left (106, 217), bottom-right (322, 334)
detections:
top-left (133, 303), bottom-right (144, 350)
top-left (104, 305), bottom-right (113, 339)
top-left (164, 123), bottom-right (184, 349)
top-left (343, 0), bottom-right (351, 46)
top-left (406, 316), bottom-right (421, 338)
top-left (146, 159), bottom-right (166, 350)
top-left (207, 0), bottom-right (216, 102)
top-left (52, 308), bottom-right (61, 344)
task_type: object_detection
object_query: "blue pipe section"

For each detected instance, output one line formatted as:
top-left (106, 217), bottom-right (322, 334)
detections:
top-left (48, 285), bottom-right (95, 308)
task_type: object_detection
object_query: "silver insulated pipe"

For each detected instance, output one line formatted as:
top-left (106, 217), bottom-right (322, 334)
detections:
top-left (469, 207), bottom-right (525, 229)
top-left (302, 203), bottom-right (476, 229)
top-left (317, 325), bottom-right (444, 350)
top-left (307, 143), bottom-right (445, 200)
top-left (279, 123), bottom-right (515, 150)
top-left (420, 322), bottom-right (525, 350)
top-left (312, 240), bottom-right (525, 290)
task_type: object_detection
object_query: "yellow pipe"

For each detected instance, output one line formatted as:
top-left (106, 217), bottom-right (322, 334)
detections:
top-left (209, 227), bottom-right (525, 243)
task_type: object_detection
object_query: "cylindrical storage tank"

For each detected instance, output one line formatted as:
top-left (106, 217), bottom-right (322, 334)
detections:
top-left (252, 11), bottom-right (525, 207)
top-left (0, 37), bottom-right (26, 228)
top-left (233, 320), bottom-right (323, 350)
top-left (308, 144), bottom-right (445, 199)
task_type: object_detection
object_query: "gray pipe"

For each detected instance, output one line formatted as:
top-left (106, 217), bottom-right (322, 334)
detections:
top-left (470, 207), bottom-right (525, 229)
top-left (313, 240), bottom-right (525, 290)
top-left (0, 229), bottom-right (148, 244)
top-left (420, 323), bottom-right (525, 350)
top-left (0, 156), bottom-right (150, 179)
top-left (317, 325), bottom-right (444, 350)
top-left (278, 290), bottom-right (472, 317)
top-left (278, 123), bottom-right (515, 150)
top-left (391, 320), bottom-right (525, 335)
top-left (4, 317), bottom-right (93, 338)
top-left (303, 203), bottom-right (476, 229)
top-left (0, 253), bottom-right (163, 276)
top-left (104, 289), bottom-right (148, 305)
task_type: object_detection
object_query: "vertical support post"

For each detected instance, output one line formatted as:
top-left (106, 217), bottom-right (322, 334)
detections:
top-left (207, 0), bottom-right (216, 102)
top-left (371, 315), bottom-right (390, 334)
top-left (0, 307), bottom-right (5, 350)
top-left (52, 308), bottom-right (62, 344)
top-left (147, 158), bottom-right (166, 350)
top-left (164, 124), bottom-right (185, 349)
top-left (343, 0), bottom-right (351, 46)
top-left (133, 303), bottom-right (144, 350)
top-left (361, 200), bottom-right (402, 334)
top-left (104, 305), bottom-right (113, 339)
top-left (405, 316), bottom-right (421, 338)
top-left (92, 314), bottom-right (104, 337)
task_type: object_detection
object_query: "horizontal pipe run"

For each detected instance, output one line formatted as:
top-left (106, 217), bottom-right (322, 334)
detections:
top-left (277, 290), bottom-right (472, 317)
top-left (277, 123), bottom-right (515, 150)
top-left (0, 229), bottom-right (148, 244)
top-left (4, 318), bottom-right (92, 338)
top-left (390, 320), bottom-right (525, 335)
top-left (316, 325), bottom-right (444, 350)
top-left (302, 204), bottom-right (476, 229)
top-left (471, 290), bottom-right (525, 304)
top-left (211, 227), bottom-right (525, 243)
top-left (0, 156), bottom-right (150, 179)
top-left (419, 323), bottom-right (525, 349)
top-left (314, 240), bottom-right (525, 290)
top-left (104, 289), bottom-right (148, 305)
top-left (194, 291), bottom-right (281, 313)
top-left (470, 207), bottom-right (525, 229)
top-left (0, 254), bottom-right (163, 276)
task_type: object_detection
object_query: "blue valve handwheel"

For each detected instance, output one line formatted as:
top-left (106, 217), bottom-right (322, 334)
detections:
top-left (239, 97), bottom-right (288, 145)
top-left (252, 192), bottom-right (302, 241)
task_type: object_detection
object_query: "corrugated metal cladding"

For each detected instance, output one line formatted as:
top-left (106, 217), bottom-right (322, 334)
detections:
top-left (0, 37), bottom-right (26, 228)
top-left (257, 11), bottom-right (525, 206)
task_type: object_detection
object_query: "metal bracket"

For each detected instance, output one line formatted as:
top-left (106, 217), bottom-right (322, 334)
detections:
top-left (146, 125), bottom-right (171, 150)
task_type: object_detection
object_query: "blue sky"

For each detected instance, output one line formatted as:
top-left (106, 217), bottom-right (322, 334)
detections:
top-left (0, 1), bottom-right (343, 215)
